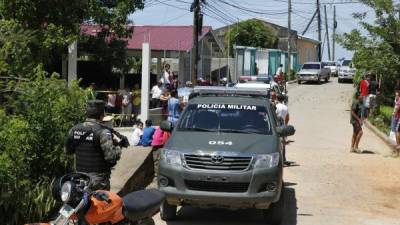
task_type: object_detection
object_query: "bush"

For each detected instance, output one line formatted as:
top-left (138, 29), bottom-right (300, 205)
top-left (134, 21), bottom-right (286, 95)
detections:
top-left (0, 70), bottom-right (86, 224)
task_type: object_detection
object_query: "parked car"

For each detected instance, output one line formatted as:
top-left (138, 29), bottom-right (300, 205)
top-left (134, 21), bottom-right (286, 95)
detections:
top-left (297, 62), bottom-right (331, 84)
top-left (324, 61), bottom-right (339, 77)
top-left (338, 60), bottom-right (356, 83)
top-left (235, 76), bottom-right (288, 103)
top-left (158, 87), bottom-right (295, 225)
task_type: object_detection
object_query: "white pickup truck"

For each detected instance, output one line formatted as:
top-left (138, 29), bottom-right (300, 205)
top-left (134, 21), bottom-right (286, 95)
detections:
top-left (338, 60), bottom-right (356, 83)
top-left (297, 62), bottom-right (331, 84)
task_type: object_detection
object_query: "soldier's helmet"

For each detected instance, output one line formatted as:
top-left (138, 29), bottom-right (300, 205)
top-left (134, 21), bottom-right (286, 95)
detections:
top-left (86, 100), bottom-right (105, 119)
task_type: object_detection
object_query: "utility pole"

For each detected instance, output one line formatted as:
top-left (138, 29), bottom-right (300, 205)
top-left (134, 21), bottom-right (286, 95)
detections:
top-left (191, 0), bottom-right (200, 83)
top-left (288, 0), bottom-right (292, 73)
top-left (324, 5), bottom-right (331, 61)
top-left (333, 5), bottom-right (336, 61)
top-left (317, 0), bottom-right (322, 61)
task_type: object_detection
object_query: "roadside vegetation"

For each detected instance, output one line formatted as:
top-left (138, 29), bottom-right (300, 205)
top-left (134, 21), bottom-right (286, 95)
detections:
top-left (337, 0), bottom-right (400, 133)
top-left (0, 1), bottom-right (144, 224)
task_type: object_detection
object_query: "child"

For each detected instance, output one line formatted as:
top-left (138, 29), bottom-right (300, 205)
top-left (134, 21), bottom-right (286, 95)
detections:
top-left (139, 120), bottom-right (156, 147)
top-left (131, 121), bottom-right (143, 146)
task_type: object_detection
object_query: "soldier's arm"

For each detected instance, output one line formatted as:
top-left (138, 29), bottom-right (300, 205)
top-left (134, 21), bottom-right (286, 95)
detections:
top-left (64, 128), bottom-right (75, 155)
top-left (99, 129), bottom-right (122, 164)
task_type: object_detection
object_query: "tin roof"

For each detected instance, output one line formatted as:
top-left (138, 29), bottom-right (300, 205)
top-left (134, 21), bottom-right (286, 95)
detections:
top-left (81, 24), bottom-right (213, 52)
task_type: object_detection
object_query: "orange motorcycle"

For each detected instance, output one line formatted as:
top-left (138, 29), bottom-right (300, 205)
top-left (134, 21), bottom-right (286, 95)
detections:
top-left (25, 172), bottom-right (164, 225)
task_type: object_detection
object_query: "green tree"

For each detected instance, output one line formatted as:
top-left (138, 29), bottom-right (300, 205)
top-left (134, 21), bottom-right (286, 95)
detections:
top-left (336, 0), bottom-right (400, 101)
top-left (0, 0), bottom-right (145, 77)
top-left (225, 19), bottom-right (278, 55)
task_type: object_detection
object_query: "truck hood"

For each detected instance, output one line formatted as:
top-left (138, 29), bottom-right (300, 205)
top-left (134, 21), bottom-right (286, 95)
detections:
top-left (164, 131), bottom-right (279, 155)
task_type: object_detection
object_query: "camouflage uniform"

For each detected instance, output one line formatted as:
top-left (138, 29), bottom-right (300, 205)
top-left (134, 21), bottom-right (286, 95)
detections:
top-left (65, 118), bottom-right (122, 190)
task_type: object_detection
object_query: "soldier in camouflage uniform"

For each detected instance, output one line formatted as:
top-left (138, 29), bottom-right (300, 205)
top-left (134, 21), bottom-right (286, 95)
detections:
top-left (65, 100), bottom-right (128, 190)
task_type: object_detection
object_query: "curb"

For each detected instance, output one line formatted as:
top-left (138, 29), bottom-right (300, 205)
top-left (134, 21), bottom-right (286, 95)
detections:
top-left (364, 120), bottom-right (396, 151)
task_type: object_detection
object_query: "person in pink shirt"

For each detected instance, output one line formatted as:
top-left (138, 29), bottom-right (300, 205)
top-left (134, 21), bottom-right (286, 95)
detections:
top-left (393, 90), bottom-right (400, 157)
top-left (359, 74), bottom-right (370, 118)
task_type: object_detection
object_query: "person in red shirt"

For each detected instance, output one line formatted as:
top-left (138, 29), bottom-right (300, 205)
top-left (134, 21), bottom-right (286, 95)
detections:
top-left (359, 74), bottom-right (370, 118)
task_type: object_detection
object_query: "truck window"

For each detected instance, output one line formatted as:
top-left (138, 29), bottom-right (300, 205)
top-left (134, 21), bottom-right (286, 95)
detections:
top-left (302, 64), bottom-right (321, 69)
top-left (178, 104), bottom-right (272, 135)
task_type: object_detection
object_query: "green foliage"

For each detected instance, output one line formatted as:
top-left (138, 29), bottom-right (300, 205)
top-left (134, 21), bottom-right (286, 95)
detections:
top-left (0, 0), bottom-right (145, 77)
top-left (225, 19), bottom-right (278, 55)
top-left (336, 0), bottom-right (400, 100)
top-left (0, 20), bottom-right (38, 77)
top-left (0, 68), bottom-right (87, 224)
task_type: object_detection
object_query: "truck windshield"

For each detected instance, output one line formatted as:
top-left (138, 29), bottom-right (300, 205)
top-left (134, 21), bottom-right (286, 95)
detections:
top-left (342, 60), bottom-right (352, 66)
top-left (302, 64), bottom-right (320, 69)
top-left (177, 104), bottom-right (272, 135)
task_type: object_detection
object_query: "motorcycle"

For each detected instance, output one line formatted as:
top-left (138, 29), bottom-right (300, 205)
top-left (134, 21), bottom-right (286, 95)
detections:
top-left (25, 172), bottom-right (165, 225)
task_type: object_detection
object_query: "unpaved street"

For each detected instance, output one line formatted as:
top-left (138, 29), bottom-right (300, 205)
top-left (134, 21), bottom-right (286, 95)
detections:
top-left (152, 78), bottom-right (400, 225)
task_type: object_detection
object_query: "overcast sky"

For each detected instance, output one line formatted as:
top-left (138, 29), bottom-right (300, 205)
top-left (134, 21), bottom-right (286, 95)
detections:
top-left (129, 0), bottom-right (375, 61)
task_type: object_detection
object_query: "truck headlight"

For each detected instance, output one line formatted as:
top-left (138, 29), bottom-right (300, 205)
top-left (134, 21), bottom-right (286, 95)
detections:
top-left (161, 149), bottom-right (182, 166)
top-left (254, 153), bottom-right (280, 169)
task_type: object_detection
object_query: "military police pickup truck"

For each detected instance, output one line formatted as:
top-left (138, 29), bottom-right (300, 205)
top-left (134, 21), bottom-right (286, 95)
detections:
top-left (157, 87), bottom-right (295, 225)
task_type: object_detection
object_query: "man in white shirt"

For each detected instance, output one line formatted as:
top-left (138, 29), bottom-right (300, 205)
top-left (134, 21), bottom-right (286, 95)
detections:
top-left (275, 94), bottom-right (290, 165)
top-left (131, 121), bottom-right (143, 146)
top-left (151, 82), bottom-right (162, 108)
top-left (161, 64), bottom-right (171, 88)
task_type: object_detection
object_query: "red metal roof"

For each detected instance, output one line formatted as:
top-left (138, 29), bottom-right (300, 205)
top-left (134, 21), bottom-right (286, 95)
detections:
top-left (81, 24), bottom-right (212, 52)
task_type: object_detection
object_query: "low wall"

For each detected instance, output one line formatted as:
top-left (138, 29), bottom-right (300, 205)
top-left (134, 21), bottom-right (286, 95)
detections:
top-left (110, 144), bottom-right (155, 196)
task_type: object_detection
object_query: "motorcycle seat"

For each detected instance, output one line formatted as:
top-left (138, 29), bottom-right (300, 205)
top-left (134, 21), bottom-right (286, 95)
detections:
top-left (122, 189), bottom-right (165, 221)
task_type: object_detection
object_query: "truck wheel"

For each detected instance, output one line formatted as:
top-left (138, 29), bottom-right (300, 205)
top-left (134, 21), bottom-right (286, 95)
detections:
top-left (325, 76), bottom-right (328, 83)
top-left (160, 201), bottom-right (177, 221)
top-left (263, 190), bottom-right (285, 225)
top-left (297, 80), bottom-right (301, 84)
top-left (317, 77), bottom-right (321, 84)
top-left (338, 78), bottom-right (342, 83)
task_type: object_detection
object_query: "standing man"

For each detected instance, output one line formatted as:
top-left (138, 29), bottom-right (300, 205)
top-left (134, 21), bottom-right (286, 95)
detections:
top-left (368, 74), bottom-right (379, 113)
top-left (167, 90), bottom-right (181, 126)
top-left (151, 82), bottom-right (162, 108)
top-left (275, 94), bottom-right (290, 165)
top-left (65, 100), bottom-right (129, 190)
top-left (359, 74), bottom-right (370, 118)
top-left (132, 84), bottom-right (141, 118)
top-left (350, 92), bottom-right (364, 153)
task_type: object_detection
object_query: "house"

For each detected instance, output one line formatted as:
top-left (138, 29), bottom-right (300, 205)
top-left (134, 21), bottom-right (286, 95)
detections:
top-left (297, 35), bottom-right (320, 65)
top-left (79, 24), bottom-right (224, 86)
top-left (214, 18), bottom-right (319, 74)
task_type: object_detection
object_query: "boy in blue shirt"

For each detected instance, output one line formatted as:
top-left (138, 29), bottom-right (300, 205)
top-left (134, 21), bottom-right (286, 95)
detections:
top-left (140, 120), bottom-right (156, 146)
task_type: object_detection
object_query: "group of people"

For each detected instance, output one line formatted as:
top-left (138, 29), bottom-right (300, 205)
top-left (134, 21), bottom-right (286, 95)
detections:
top-left (270, 90), bottom-right (291, 165)
top-left (350, 73), bottom-right (380, 154)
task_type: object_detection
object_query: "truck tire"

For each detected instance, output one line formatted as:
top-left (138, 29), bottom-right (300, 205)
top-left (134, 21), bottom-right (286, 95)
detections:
top-left (338, 78), bottom-right (342, 83)
top-left (325, 76), bottom-right (328, 83)
top-left (160, 201), bottom-right (177, 221)
top-left (317, 77), bottom-right (321, 84)
top-left (297, 80), bottom-right (301, 84)
top-left (263, 190), bottom-right (285, 225)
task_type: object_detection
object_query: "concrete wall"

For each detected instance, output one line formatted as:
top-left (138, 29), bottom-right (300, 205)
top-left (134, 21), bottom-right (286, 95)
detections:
top-left (297, 38), bottom-right (318, 65)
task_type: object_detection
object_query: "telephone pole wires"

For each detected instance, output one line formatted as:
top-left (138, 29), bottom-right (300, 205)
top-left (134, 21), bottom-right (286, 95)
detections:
top-left (288, 0), bottom-right (292, 72)
top-left (191, 0), bottom-right (200, 82)
top-left (324, 5), bottom-right (331, 61)
top-left (317, 0), bottom-right (322, 61)
top-left (333, 5), bottom-right (336, 61)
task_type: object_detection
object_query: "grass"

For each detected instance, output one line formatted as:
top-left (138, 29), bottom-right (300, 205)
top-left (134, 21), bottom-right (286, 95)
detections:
top-left (369, 105), bottom-right (393, 134)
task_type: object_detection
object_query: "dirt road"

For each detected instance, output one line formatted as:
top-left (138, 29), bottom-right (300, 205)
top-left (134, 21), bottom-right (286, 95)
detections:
top-left (152, 78), bottom-right (400, 225)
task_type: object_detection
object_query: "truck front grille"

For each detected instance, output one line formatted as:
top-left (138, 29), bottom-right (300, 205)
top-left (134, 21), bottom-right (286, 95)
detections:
top-left (184, 154), bottom-right (252, 171)
top-left (184, 180), bottom-right (249, 193)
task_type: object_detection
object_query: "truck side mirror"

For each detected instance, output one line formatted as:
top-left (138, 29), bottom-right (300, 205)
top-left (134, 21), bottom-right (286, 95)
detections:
top-left (160, 120), bottom-right (173, 132)
top-left (276, 125), bottom-right (296, 137)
